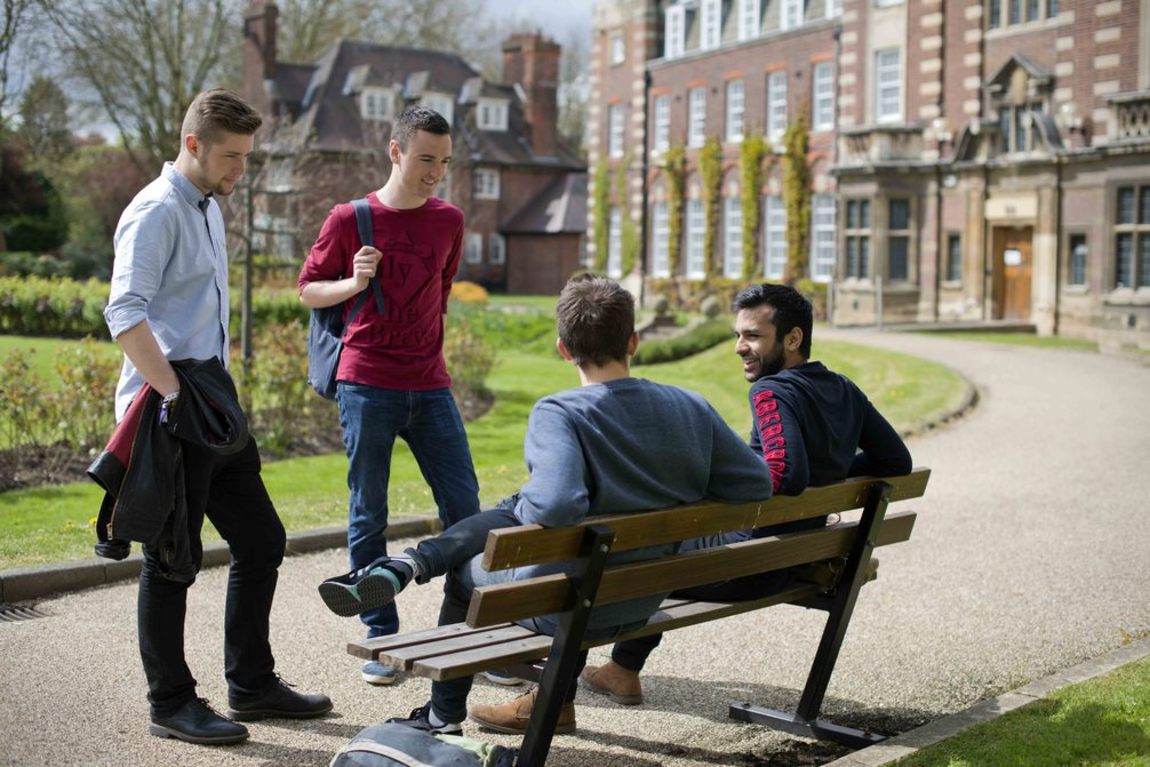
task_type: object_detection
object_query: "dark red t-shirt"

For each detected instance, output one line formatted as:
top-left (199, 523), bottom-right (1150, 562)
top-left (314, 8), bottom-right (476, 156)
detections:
top-left (299, 193), bottom-right (464, 391)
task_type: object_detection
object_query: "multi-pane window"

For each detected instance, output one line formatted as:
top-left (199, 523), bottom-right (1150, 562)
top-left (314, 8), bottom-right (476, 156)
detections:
top-left (812, 62), bottom-right (834, 132)
top-left (361, 88), bottom-right (393, 122)
top-left (826, 0), bottom-right (843, 17)
top-left (422, 92), bottom-right (454, 125)
top-left (472, 168), bottom-right (500, 199)
top-left (653, 95), bottom-right (671, 152)
top-left (701, 0), bottom-right (722, 50)
top-left (688, 87), bottom-right (706, 148)
top-left (726, 79), bottom-right (745, 142)
top-left (686, 198), bottom-right (706, 278)
top-left (875, 48), bottom-right (902, 123)
top-left (1114, 186), bottom-right (1150, 289)
top-left (810, 194), bottom-right (836, 282)
top-left (767, 70), bottom-right (787, 140)
top-left (888, 199), bottom-right (911, 281)
top-left (607, 207), bottom-right (623, 278)
top-left (724, 194), bottom-right (743, 278)
top-left (781, 0), bottom-right (803, 30)
top-left (665, 5), bottom-right (686, 59)
top-left (610, 32), bottom-right (625, 65)
top-left (946, 233), bottom-right (962, 283)
top-left (987, 0), bottom-right (1059, 28)
top-left (763, 195), bottom-right (787, 279)
top-left (998, 103), bottom-right (1040, 154)
top-left (1067, 234), bottom-right (1087, 286)
top-left (651, 200), bottom-right (670, 277)
top-left (464, 232), bottom-right (483, 264)
top-left (738, 0), bottom-right (761, 41)
top-left (608, 103), bottom-right (625, 158)
top-left (845, 199), bottom-right (871, 279)
top-left (477, 99), bottom-right (508, 130)
top-left (489, 234), bottom-right (506, 265)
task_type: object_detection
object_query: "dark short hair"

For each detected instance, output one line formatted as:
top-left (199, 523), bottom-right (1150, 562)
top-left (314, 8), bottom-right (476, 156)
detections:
top-left (733, 283), bottom-right (813, 358)
top-left (391, 105), bottom-right (451, 151)
top-left (555, 275), bottom-right (635, 367)
top-left (181, 89), bottom-right (262, 145)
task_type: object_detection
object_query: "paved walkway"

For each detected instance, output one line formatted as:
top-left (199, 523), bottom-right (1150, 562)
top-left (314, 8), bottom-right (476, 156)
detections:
top-left (2, 330), bottom-right (1148, 766)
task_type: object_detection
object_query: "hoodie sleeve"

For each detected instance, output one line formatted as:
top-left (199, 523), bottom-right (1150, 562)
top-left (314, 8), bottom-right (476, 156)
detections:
top-left (849, 398), bottom-right (913, 477)
top-left (514, 400), bottom-right (591, 528)
top-left (749, 382), bottom-right (810, 495)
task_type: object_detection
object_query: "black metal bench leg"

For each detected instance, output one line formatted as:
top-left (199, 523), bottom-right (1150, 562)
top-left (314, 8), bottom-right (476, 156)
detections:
top-left (729, 481), bottom-right (893, 748)
top-left (516, 525), bottom-right (615, 767)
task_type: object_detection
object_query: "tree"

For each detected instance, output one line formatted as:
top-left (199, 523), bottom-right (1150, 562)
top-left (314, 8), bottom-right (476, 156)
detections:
top-left (18, 75), bottom-right (72, 162)
top-left (556, 29), bottom-right (588, 155)
top-left (0, 0), bottom-right (31, 122)
top-left (0, 133), bottom-right (68, 252)
top-left (40, 0), bottom-right (235, 175)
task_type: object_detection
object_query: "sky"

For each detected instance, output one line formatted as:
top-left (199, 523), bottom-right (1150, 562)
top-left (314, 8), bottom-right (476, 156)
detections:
top-left (481, 0), bottom-right (592, 46)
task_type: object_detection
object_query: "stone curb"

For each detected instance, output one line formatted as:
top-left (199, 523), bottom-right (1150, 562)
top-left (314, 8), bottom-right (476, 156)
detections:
top-left (0, 516), bottom-right (441, 604)
top-left (823, 636), bottom-right (1150, 767)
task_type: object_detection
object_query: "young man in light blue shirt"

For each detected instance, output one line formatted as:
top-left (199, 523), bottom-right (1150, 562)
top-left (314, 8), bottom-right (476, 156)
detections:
top-left (107, 89), bottom-right (330, 746)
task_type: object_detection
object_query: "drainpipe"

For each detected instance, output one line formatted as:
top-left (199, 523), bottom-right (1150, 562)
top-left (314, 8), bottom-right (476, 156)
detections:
top-left (639, 68), bottom-right (652, 308)
top-left (1052, 154), bottom-right (1063, 335)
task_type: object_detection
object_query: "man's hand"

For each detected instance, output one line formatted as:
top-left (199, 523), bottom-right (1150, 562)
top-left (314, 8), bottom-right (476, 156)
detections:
top-left (350, 246), bottom-right (382, 292)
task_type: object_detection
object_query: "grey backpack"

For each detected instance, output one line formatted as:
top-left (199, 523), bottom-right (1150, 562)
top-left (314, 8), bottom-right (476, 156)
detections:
top-left (330, 723), bottom-right (516, 767)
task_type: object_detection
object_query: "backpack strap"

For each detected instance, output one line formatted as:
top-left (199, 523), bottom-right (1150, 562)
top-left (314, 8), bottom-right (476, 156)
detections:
top-left (342, 197), bottom-right (387, 334)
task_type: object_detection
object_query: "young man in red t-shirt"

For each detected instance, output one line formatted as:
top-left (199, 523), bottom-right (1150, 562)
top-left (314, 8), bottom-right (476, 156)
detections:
top-left (298, 106), bottom-right (481, 686)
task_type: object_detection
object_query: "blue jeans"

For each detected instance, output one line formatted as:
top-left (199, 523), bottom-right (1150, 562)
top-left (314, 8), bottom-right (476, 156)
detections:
top-left (337, 383), bottom-right (480, 637)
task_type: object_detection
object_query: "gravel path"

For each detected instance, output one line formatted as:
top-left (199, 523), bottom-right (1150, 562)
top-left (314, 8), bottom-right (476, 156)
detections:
top-left (2, 330), bottom-right (1148, 766)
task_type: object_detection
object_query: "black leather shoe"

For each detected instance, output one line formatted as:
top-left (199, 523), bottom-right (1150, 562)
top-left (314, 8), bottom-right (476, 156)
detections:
top-left (149, 697), bottom-right (249, 745)
top-left (228, 677), bottom-right (333, 722)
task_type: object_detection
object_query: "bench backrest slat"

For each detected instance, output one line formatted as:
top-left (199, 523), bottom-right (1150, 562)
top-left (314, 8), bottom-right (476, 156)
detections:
top-left (467, 509), bottom-right (916, 627)
top-left (481, 468), bottom-right (929, 572)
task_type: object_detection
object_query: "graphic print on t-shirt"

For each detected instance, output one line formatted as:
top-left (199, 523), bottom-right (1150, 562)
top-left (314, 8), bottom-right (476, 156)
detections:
top-left (375, 228), bottom-right (440, 346)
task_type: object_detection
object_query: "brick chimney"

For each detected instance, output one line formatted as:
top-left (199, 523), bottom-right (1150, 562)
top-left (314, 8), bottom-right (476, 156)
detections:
top-left (502, 33), bottom-right (561, 158)
top-left (243, 0), bottom-right (278, 118)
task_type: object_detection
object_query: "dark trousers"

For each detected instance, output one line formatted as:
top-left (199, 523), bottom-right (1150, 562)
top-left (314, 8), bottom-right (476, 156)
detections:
top-left (137, 437), bottom-right (286, 716)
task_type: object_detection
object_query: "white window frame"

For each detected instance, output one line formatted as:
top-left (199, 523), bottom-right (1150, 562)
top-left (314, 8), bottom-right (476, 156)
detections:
top-left (688, 87), bottom-right (706, 148)
top-left (610, 31), bottom-right (626, 65)
top-left (738, 0), bottom-right (761, 40)
top-left (686, 198), bottom-right (706, 278)
top-left (701, 0), bottom-right (722, 50)
top-left (812, 62), bottom-right (834, 132)
top-left (489, 233), bottom-right (506, 265)
top-left (477, 99), bottom-right (509, 131)
top-left (767, 70), bottom-right (787, 140)
top-left (608, 103), bottom-right (625, 158)
top-left (473, 168), bottom-right (500, 199)
top-left (781, 0), bottom-right (804, 30)
top-left (809, 193), bottom-right (836, 282)
top-left (763, 194), bottom-right (787, 279)
top-left (826, 0), bottom-right (843, 17)
top-left (653, 95), bottom-right (671, 152)
top-left (724, 194), bottom-right (743, 277)
top-left (607, 206), bottom-right (623, 278)
top-left (875, 0), bottom-right (903, 6)
top-left (726, 79), bottom-right (745, 143)
top-left (464, 232), bottom-right (483, 264)
top-left (651, 200), bottom-right (670, 277)
top-left (361, 87), bottom-right (393, 122)
top-left (875, 47), bottom-right (903, 124)
top-left (665, 5), bottom-right (686, 59)
top-left (421, 92), bottom-right (454, 125)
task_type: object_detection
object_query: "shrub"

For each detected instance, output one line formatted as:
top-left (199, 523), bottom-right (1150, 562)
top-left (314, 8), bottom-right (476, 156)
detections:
top-left (0, 276), bottom-right (109, 338)
top-left (443, 315), bottom-right (496, 395)
top-left (633, 319), bottom-right (731, 366)
top-left (795, 278), bottom-right (829, 321)
top-left (451, 281), bottom-right (489, 304)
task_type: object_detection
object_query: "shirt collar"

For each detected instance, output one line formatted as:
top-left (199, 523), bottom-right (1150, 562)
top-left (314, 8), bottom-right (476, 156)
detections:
top-left (162, 162), bottom-right (213, 211)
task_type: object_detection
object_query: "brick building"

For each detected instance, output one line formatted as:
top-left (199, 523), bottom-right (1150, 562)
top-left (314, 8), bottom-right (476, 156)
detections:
top-left (242, 1), bottom-right (586, 294)
top-left (590, 0), bottom-right (1150, 349)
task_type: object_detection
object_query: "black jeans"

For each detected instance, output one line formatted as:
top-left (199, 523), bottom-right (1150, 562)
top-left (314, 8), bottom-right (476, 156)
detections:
top-left (137, 437), bottom-right (286, 716)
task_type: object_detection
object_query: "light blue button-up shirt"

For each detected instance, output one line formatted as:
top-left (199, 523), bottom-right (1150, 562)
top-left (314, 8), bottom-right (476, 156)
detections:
top-left (105, 162), bottom-right (230, 419)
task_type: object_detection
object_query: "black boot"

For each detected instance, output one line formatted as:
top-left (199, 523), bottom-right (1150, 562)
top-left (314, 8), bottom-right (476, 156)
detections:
top-left (149, 698), bottom-right (249, 745)
top-left (228, 677), bottom-right (332, 722)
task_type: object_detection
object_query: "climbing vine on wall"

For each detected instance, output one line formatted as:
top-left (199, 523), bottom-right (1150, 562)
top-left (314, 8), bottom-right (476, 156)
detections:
top-left (739, 133), bottom-right (767, 281)
top-left (782, 113), bottom-right (811, 285)
top-left (662, 145), bottom-right (685, 277)
top-left (613, 155), bottom-right (639, 276)
top-left (592, 158), bottom-right (610, 273)
top-left (699, 137), bottom-right (722, 279)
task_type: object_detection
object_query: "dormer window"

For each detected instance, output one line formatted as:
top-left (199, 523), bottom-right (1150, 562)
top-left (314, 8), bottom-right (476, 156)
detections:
top-left (997, 102), bottom-right (1041, 154)
top-left (665, 5), bottom-right (686, 59)
top-left (738, 0), bottom-right (760, 41)
top-left (781, 0), bottom-right (804, 31)
top-left (477, 99), bottom-right (508, 131)
top-left (361, 87), bottom-right (394, 122)
top-left (700, 0), bottom-right (722, 50)
top-left (421, 92), bottom-right (454, 125)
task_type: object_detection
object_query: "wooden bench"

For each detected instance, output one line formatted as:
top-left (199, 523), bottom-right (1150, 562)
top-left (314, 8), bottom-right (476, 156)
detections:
top-left (349, 468), bottom-right (931, 766)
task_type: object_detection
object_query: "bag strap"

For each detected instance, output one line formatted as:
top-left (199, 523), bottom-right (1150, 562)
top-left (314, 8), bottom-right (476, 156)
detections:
top-left (342, 197), bottom-right (387, 334)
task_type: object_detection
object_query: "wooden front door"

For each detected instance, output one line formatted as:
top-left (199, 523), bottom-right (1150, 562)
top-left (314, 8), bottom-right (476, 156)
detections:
top-left (993, 227), bottom-right (1032, 321)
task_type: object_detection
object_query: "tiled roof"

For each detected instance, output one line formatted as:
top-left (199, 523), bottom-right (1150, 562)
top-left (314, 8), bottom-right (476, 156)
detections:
top-left (502, 172), bottom-right (588, 234)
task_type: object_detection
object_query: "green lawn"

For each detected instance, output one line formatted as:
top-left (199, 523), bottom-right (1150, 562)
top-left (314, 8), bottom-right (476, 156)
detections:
top-left (895, 654), bottom-right (1150, 766)
top-left (0, 334), bottom-right (966, 570)
top-left (0, 334), bottom-right (119, 385)
top-left (914, 331), bottom-right (1098, 351)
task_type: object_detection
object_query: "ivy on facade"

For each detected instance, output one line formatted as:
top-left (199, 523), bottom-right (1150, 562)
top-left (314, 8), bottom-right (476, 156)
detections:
top-left (613, 155), bottom-right (639, 276)
top-left (592, 157), bottom-right (610, 273)
top-left (782, 113), bottom-right (811, 285)
top-left (662, 145), bottom-right (685, 277)
top-left (739, 132), bottom-right (767, 281)
top-left (699, 137), bottom-right (722, 279)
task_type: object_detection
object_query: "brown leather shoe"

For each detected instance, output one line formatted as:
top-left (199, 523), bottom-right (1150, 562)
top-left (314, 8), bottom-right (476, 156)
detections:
top-left (468, 686), bottom-right (576, 734)
top-left (579, 662), bottom-right (644, 705)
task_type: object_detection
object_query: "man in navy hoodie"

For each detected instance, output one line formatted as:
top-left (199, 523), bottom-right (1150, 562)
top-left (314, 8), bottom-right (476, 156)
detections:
top-left (579, 282), bottom-right (913, 706)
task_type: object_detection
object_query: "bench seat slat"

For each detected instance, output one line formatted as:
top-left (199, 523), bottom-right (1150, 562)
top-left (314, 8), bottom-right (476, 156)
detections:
top-left (347, 622), bottom-right (522, 660)
top-left (482, 468), bottom-right (929, 571)
top-left (376, 624), bottom-right (538, 670)
top-left (467, 510), bottom-right (915, 627)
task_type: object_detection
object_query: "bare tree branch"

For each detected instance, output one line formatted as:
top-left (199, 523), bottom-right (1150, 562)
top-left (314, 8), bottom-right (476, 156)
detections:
top-left (0, 0), bottom-right (32, 119)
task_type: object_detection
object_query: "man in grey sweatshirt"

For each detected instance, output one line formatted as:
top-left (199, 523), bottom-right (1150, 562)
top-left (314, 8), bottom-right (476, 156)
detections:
top-left (317, 275), bottom-right (776, 735)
